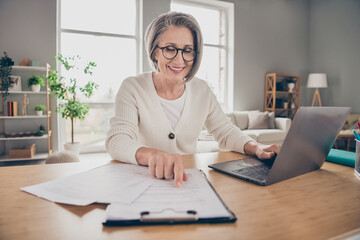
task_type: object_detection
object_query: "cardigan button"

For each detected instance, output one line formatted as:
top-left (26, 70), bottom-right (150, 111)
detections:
top-left (168, 133), bottom-right (175, 139)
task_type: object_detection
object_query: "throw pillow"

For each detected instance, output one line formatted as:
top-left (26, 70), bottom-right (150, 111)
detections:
top-left (248, 111), bottom-right (270, 129)
top-left (268, 111), bottom-right (275, 129)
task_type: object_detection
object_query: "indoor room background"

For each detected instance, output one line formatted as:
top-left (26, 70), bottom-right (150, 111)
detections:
top-left (0, 0), bottom-right (359, 152)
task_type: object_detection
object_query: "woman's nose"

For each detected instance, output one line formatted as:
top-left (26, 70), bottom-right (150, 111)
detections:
top-left (172, 50), bottom-right (185, 63)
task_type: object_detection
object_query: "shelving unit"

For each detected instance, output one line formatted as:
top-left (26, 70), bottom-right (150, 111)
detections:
top-left (0, 64), bottom-right (52, 162)
top-left (264, 73), bottom-right (301, 119)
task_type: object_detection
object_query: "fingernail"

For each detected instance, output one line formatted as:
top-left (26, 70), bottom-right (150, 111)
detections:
top-left (176, 181), bottom-right (183, 188)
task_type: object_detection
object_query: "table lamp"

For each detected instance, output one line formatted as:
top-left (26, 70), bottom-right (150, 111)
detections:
top-left (307, 73), bottom-right (327, 106)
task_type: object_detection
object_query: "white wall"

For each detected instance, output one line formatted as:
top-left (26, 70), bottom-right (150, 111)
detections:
top-left (309, 0), bottom-right (360, 112)
top-left (142, 0), bottom-right (170, 71)
top-left (231, 0), bottom-right (310, 110)
top-left (0, 0), bottom-right (56, 67)
top-left (0, 0), bottom-right (59, 151)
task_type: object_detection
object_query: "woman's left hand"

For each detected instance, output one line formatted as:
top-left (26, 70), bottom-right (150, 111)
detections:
top-left (255, 144), bottom-right (281, 160)
top-left (244, 141), bottom-right (281, 160)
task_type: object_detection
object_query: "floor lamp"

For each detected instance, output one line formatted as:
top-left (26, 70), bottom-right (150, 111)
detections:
top-left (307, 73), bottom-right (327, 106)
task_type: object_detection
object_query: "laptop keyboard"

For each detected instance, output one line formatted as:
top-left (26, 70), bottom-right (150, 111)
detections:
top-left (233, 164), bottom-right (271, 181)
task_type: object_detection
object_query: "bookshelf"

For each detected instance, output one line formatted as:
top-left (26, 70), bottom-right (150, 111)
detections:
top-left (265, 73), bottom-right (300, 119)
top-left (0, 65), bottom-right (52, 162)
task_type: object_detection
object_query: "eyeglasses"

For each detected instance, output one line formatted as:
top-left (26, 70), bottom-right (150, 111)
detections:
top-left (157, 46), bottom-right (198, 62)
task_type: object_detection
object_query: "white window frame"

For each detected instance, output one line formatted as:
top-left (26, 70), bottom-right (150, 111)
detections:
top-left (56, 0), bottom-right (143, 152)
top-left (171, 0), bottom-right (234, 112)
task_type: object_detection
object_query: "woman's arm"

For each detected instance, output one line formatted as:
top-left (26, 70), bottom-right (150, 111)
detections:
top-left (106, 78), bottom-right (145, 164)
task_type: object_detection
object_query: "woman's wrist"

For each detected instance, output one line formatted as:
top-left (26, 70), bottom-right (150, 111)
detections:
top-left (135, 147), bottom-right (158, 165)
top-left (244, 140), bottom-right (260, 156)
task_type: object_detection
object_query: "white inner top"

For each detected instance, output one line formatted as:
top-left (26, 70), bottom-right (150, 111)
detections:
top-left (158, 89), bottom-right (186, 129)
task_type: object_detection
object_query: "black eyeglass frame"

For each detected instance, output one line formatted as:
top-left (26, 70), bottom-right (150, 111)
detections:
top-left (157, 46), bottom-right (199, 62)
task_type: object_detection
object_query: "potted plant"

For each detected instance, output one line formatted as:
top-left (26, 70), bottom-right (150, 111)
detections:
top-left (0, 52), bottom-right (15, 100)
top-left (34, 104), bottom-right (46, 116)
top-left (27, 75), bottom-right (45, 92)
top-left (36, 125), bottom-right (45, 136)
top-left (47, 54), bottom-right (98, 153)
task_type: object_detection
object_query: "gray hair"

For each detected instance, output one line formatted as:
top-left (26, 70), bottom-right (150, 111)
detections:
top-left (144, 12), bottom-right (203, 82)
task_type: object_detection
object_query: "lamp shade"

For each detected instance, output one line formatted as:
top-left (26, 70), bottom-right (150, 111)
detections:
top-left (307, 73), bottom-right (328, 88)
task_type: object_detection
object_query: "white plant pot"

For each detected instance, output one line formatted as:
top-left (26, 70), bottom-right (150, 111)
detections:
top-left (35, 111), bottom-right (43, 116)
top-left (64, 142), bottom-right (81, 154)
top-left (31, 84), bottom-right (41, 92)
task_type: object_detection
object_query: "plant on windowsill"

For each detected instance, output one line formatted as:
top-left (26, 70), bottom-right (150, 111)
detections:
top-left (27, 75), bottom-right (45, 92)
top-left (0, 52), bottom-right (15, 101)
top-left (47, 54), bottom-right (98, 154)
top-left (34, 104), bottom-right (46, 116)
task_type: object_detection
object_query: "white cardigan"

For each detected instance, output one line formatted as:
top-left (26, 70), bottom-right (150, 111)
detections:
top-left (106, 72), bottom-right (253, 164)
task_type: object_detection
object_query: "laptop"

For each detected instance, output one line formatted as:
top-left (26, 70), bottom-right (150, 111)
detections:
top-left (208, 107), bottom-right (351, 186)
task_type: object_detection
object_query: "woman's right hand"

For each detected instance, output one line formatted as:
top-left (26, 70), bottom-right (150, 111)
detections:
top-left (135, 147), bottom-right (188, 188)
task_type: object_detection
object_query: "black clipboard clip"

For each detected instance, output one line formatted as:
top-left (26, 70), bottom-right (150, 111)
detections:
top-left (140, 208), bottom-right (198, 223)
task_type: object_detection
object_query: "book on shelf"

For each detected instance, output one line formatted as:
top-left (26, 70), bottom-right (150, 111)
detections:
top-left (7, 101), bottom-right (18, 116)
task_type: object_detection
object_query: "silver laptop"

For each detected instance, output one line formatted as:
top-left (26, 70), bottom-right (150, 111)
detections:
top-left (208, 107), bottom-right (351, 186)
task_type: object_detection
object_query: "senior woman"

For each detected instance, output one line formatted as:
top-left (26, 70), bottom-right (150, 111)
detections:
top-left (106, 12), bottom-right (280, 187)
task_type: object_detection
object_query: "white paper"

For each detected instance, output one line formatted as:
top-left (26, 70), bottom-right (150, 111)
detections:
top-left (106, 169), bottom-right (231, 221)
top-left (21, 163), bottom-right (155, 206)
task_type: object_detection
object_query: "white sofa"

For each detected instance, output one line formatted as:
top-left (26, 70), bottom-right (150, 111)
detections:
top-left (197, 111), bottom-right (291, 153)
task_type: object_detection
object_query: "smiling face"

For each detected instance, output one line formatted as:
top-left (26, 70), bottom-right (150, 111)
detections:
top-left (155, 26), bottom-right (194, 83)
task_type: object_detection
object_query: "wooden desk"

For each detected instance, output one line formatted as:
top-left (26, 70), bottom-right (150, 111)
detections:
top-left (0, 152), bottom-right (359, 240)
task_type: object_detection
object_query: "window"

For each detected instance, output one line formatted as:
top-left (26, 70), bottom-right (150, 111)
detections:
top-left (58, 0), bottom-right (140, 152)
top-left (171, 0), bottom-right (234, 112)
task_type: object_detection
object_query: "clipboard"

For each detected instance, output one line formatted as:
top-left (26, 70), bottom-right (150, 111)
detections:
top-left (103, 170), bottom-right (236, 226)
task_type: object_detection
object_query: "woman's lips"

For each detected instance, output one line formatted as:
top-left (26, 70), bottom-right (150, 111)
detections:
top-left (168, 66), bottom-right (185, 73)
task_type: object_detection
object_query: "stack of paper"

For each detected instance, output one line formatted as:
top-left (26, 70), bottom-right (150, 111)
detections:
top-left (21, 163), bottom-right (155, 206)
top-left (21, 163), bottom-right (233, 224)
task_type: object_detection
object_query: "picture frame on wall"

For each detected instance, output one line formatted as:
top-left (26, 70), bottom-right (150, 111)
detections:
top-left (9, 76), bottom-right (22, 92)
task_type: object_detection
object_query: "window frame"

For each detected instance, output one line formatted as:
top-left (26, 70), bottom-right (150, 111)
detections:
top-left (56, 0), bottom-right (143, 153)
top-left (171, 0), bottom-right (234, 112)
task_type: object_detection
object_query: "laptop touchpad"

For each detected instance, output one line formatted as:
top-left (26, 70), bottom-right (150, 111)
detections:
top-left (235, 157), bottom-right (264, 169)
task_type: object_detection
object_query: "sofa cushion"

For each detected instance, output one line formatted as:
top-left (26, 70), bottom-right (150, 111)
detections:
top-left (268, 112), bottom-right (275, 129)
top-left (248, 111), bottom-right (270, 129)
top-left (232, 111), bottom-right (250, 130)
top-left (244, 129), bottom-right (286, 143)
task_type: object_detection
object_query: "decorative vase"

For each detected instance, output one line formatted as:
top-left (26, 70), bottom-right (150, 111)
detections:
top-left (288, 83), bottom-right (295, 92)
top-left (64, 142), bottom-right (81, 154)
top-left (31, 85), bottom-right (41, 93)
top-left (35, 111), bottom-right (42, 116)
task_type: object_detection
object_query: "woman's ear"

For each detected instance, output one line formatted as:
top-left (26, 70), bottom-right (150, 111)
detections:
top-left (153, 49), bottom-right (159, 61)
